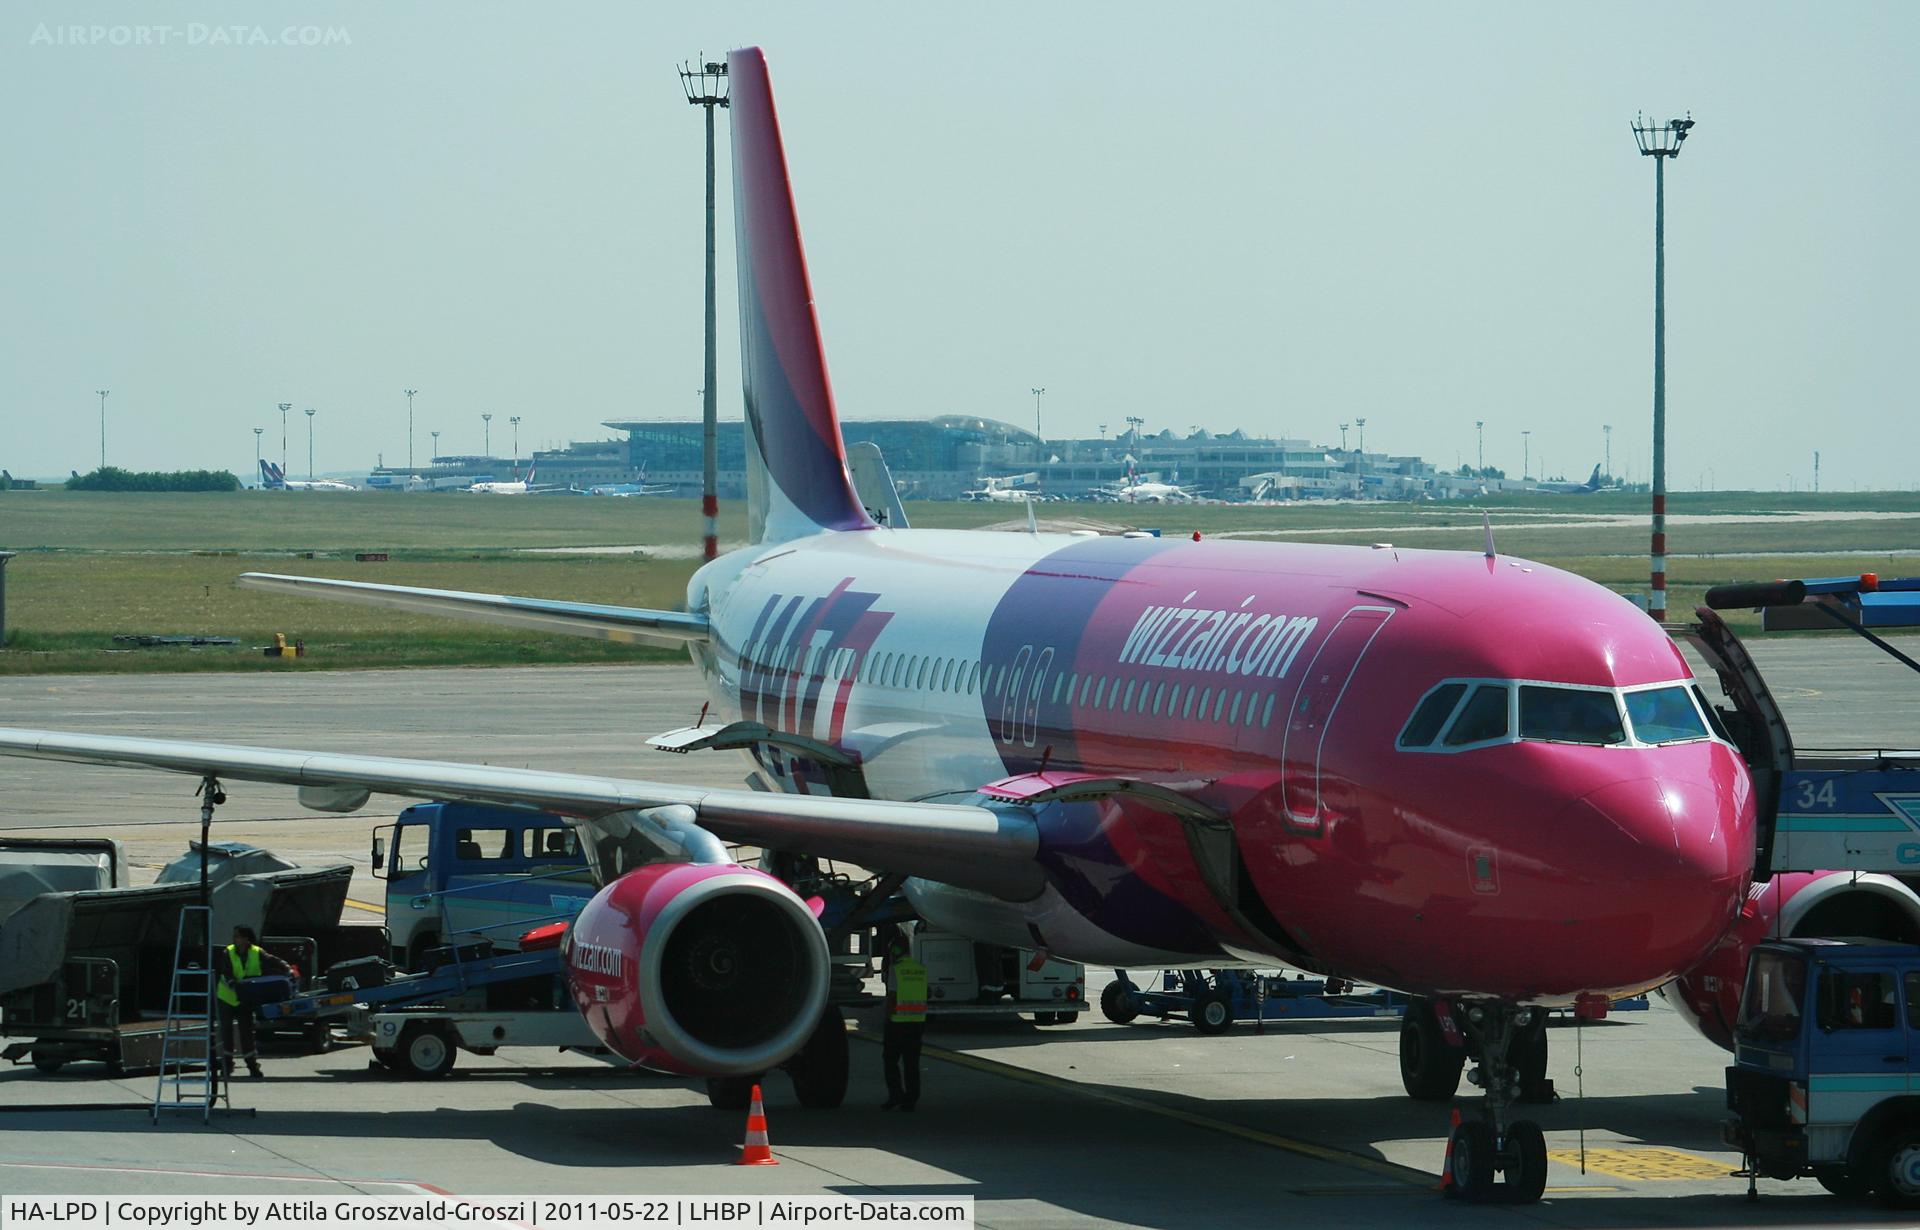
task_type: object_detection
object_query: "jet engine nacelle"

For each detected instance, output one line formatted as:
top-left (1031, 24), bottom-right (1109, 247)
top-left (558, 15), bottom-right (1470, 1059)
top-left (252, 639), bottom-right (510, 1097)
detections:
top-left (1664, 871), bottom-right (1920, 1051)
top-left (563, 861), bottom-right (830, 1075)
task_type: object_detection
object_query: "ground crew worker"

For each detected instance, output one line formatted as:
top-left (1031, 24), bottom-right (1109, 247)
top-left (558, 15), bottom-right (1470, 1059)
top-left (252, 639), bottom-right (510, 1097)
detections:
top-left (215, 925), bottom-right (288, 1079)
top-left (881, 932), bottom-right (928, 1110)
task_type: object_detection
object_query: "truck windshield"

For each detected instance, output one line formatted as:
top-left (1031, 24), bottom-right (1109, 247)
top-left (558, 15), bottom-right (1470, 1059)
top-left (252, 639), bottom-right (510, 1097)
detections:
top-left (1737, 949), bottom-right (1808, 1044)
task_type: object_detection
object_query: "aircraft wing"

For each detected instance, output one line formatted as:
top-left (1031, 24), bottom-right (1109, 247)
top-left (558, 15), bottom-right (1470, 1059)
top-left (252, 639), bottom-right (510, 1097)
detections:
top-left (236, 573), bottom-right (708, 648)
top-left (0, 728), bottom-right (1043, 901)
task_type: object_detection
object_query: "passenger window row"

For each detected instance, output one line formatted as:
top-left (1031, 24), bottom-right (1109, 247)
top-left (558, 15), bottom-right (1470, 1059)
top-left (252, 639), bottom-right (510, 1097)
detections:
top-left (742, 640), bottom-right (992, 697)
top-left (738, 639), bottom-right (1280, 728)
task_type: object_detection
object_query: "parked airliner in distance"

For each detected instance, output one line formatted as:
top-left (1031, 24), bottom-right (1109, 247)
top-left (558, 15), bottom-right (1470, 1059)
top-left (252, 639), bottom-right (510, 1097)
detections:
top-left (466, 466), bottom-right (547, 495)
top-left (588, 466), bottom-right (675, 497)
top-left (1099, 462), bottom-right (1203, 503)
top-left (1534, 464), bottom-right (1612, 495)
top-left (1, 48), bottom-right (1789, 1205)
top-left (258, 460), bottom-right (354, 492)
top-left (963, 474), bottom-right (1040, 502)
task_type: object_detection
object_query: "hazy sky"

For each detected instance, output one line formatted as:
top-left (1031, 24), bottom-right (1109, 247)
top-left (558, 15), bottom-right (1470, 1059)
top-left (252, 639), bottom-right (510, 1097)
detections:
top-left (3, 2), bottom-right (1914, 490)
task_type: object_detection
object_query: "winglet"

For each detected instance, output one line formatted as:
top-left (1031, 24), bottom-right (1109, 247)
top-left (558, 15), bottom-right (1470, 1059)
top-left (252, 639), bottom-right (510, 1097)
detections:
top-left (1482, 512), bottom-right (1496, 559)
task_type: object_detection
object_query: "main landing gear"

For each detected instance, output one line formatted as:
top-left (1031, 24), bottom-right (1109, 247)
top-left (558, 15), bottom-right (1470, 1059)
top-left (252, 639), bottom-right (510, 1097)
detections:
top-left (1442, 1002), bottom-right (1550, 1205)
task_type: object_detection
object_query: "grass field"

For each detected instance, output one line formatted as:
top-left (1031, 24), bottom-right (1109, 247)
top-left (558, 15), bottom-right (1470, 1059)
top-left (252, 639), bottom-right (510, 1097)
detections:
top-left (3, 489), bottom-right (1916, 674)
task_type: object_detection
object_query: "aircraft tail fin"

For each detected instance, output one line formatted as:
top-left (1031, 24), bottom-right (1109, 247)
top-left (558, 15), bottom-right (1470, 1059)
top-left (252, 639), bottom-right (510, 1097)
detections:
top-left (1586, 463), bottom-right (1602, 491)
top-left (729, 47), bottom-right (874, 544)
top-left (525, 465), bottom-right (536, 487)
top-left (259, 460), bottom-right (284, 489)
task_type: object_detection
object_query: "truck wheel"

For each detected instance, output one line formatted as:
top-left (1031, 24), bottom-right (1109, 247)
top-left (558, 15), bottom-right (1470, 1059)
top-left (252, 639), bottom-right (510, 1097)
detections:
top-left (398, 1023), bottom-right (456, 1079)
top-left (1873, 1129), bottom-right (1920, 1208)
top-left (706, 1074), bottom-right (758, 1110)
top-left (785, 1006), bottom-right (848, 1109)
top-left (1191, 989), bottom-right (1234, 1035)
top-left (1100, 981), bottom-right (1139, 1025)
top-left (30, 1049), bottom-right (64, 1075)
top-left (1815, 1167), bottom-right (1869, 1199)
top-left (1399, 1003), bottom-right (1465, 1101)
top-left (1500, 1120), bottom-right (1548, 1204)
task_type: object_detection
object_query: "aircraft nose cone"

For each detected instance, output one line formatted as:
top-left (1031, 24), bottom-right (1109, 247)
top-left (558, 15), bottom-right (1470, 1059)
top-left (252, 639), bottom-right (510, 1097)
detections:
top-left (1545, 773), bottom-right (1751, 990)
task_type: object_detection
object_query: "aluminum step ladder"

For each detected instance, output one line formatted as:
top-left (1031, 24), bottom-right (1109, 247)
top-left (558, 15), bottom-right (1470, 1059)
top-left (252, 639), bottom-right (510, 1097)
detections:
top-left (152, 905), bottom-right (226, 1123)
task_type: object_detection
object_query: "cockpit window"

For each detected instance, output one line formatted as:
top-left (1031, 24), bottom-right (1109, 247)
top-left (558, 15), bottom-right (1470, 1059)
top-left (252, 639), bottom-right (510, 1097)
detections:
top-left (1444, 685), bottom-right (1510, 746)
top-left (1398, 683), bottom-right (1466, 749)
top-left (1518, 686), bottom-right (1626, 746)
top-left (1626, 686), bottom-right (1710, 745)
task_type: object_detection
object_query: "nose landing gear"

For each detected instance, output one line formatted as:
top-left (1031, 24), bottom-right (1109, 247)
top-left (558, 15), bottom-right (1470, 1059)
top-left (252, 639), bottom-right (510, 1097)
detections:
top-left (1444, 1002), bottom-right (1550, 1204)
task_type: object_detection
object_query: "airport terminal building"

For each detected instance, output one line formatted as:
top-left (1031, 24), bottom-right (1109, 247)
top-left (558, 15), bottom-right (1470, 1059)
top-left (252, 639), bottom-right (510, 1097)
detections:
top-left (369, 417), bottom-right (1535, 501)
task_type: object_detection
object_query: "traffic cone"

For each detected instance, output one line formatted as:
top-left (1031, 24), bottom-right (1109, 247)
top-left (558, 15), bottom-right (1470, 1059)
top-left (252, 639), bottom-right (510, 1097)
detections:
top-left (737, 1084), bottom-right (779, 1166)
top-left (1435, 1108), bottom-right (1462, 1193)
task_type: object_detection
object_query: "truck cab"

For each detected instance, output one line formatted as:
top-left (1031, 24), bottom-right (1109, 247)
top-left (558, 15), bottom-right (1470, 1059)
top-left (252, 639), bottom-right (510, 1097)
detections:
top-left (373, 803), bottom-right (596, 969)
top-left (1726, 937), bottom-right (1920, 1205)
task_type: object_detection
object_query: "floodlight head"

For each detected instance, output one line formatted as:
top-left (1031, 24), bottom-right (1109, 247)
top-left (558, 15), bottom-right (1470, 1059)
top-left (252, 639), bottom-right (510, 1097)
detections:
top-left (680, 56), bottom-right (730, 106)
top-left (304, 407), bottom-right (316, 418)
top-left (1632, 111), bottom-right (1695, 158)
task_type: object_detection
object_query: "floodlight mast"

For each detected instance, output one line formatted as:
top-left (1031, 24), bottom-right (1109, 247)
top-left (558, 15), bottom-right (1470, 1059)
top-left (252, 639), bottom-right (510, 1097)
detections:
top-left (1632, 112), bottom-right (1694, 622)
top-left (404, 389), bottom-right (418, 475)
top-left (279, 403), bottom-right (292, 473)
top-left (682, 56), bottom-right (729, 562)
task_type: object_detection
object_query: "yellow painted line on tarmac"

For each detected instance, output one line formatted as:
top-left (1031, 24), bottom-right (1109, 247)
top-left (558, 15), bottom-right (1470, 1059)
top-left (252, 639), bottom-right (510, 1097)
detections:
top-left (853, 1029), bottom-right (1432, 1187)
top-left (344, 897), bottom-right (386, 915)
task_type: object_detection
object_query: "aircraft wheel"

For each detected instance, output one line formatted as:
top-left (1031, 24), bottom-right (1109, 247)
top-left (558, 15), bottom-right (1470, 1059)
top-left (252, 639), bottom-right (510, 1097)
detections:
top-left (1872, 1128), bottom-right (1920, 1208)
top-left (398, 1023), bottom-right (456, 1079)
top-left (1191, 989), bottom-right (1234, 1035)
top-left (1446, 1119), bottom-right (1496, 1202)
top-left (786, 1007), bottom-right (848, 1109)
top-left (1501, 1120), bottom-right (1548, 1204)
top-left (1400, 1004), bottom-right (1465, 1101)
top-left (1100, 981), bottom-right (1139, 1025)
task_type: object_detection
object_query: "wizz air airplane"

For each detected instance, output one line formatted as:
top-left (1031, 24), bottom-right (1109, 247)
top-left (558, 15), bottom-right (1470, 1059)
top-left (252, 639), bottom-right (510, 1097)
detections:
top-left (258, 460), bottom-right (355, 492)
top-left (2, 49), bottom-right (1766, 1203)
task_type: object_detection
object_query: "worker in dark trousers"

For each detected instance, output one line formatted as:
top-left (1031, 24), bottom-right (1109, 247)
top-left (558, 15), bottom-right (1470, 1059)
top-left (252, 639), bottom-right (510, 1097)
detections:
top-left (214, 925), bottom-right (288, 1079)
top-left (880, 932), bottom-right (928, 1110)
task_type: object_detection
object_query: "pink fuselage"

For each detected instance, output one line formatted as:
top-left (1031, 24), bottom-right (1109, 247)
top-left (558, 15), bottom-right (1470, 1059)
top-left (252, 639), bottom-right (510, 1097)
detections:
top-left (690, 529), bottom-right (1756, 1005)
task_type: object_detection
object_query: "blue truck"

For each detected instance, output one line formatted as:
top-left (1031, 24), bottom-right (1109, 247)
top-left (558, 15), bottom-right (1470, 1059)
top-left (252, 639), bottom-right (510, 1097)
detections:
top-left (371, 802), bottom-right (598, 969)
top-left (1725, 937), bottom-right (1920, 1207)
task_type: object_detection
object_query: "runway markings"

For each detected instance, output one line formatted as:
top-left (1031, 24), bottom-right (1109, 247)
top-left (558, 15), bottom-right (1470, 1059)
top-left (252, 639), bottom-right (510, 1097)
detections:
top-left (0, 1160), bottom-right (437, 1191)
top-left (858, 1031), bottom-right (1432, 1187)
top-left (1546, 1147), bottom-right (1730, 1180)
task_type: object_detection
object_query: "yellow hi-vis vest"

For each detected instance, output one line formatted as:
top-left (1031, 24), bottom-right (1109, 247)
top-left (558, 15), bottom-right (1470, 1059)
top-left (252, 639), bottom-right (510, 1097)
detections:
top-left (216, 944), bottom-right (263, 1007)
top-left (889, 957), bottom-right (928, 1023)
